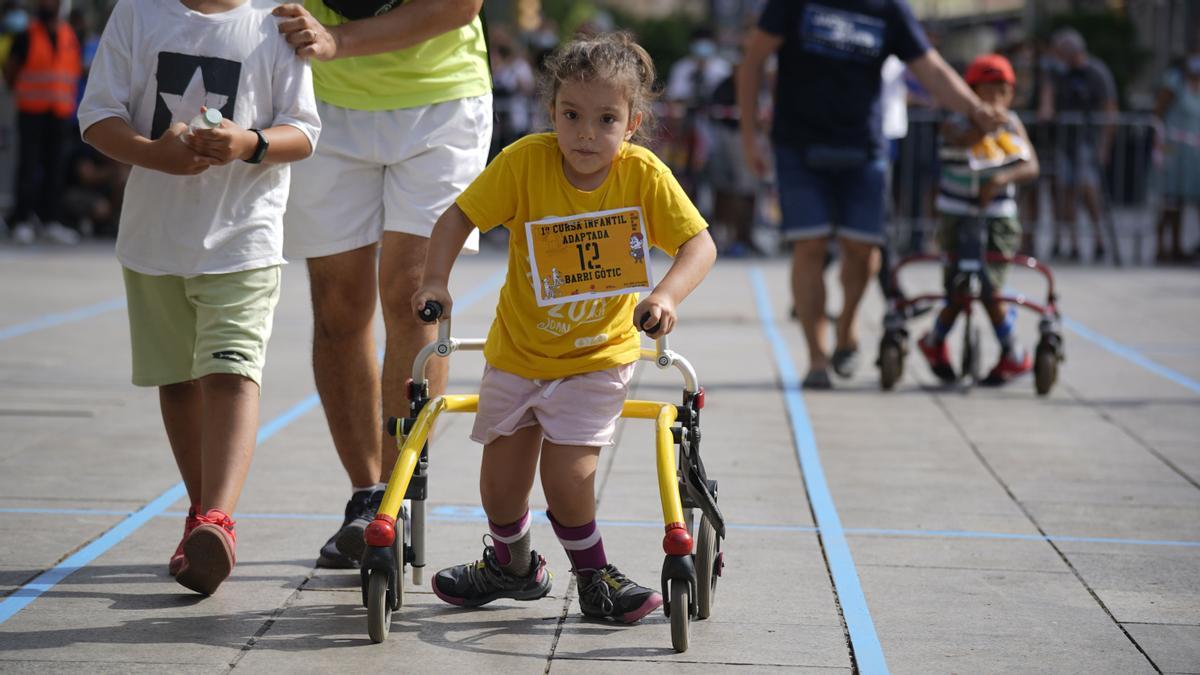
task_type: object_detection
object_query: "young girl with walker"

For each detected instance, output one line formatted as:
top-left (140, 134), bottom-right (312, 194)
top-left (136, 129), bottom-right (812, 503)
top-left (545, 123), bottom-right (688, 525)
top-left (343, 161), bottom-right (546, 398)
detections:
top-left (411, 31), bottom-right (717, 623)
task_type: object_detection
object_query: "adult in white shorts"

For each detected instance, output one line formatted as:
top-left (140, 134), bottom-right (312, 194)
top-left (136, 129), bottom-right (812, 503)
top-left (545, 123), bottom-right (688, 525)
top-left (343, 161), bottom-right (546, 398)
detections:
top-left (274, 1), bottom-right (491, 568)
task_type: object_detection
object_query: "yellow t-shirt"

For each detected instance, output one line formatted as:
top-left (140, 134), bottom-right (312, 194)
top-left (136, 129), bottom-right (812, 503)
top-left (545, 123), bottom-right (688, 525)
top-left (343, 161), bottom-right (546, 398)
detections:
top-left (457, 133), bottom-right (707, 380)
top-left (302, 1), bottom-right (490, 111)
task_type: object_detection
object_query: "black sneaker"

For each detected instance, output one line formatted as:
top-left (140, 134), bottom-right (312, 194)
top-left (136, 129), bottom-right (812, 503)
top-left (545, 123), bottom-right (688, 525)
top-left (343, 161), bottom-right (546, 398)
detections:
top-left (577, 564), bottom-right (663, 624)
top-left (431, 544), bottom-right (552, 607)
top-left (831, 347), bottom-right (860, 378)
top-left (315, 490), bottom-right (378, 569)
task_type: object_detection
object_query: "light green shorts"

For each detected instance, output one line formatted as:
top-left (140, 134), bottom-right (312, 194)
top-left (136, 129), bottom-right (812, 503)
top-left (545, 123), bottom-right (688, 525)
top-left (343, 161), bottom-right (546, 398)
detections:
top-left (122, 266), bottom-right (281, 387)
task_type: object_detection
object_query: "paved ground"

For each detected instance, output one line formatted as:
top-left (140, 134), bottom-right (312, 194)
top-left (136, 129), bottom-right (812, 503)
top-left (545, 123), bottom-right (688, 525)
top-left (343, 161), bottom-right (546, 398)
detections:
top-left (0, 241), bottom-right (1197, 674)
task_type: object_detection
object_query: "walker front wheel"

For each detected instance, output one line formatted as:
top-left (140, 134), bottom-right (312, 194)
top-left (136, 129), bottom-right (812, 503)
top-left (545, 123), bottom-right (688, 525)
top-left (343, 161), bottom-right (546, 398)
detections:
top-left (1034, 340), bottom-right (1058, 396)
top-left (669, 581), bottom-right (690, 653)
top-left (366, 571), bottom-right (392, 643)
top-left (879, 340), bottom-right (903, 391)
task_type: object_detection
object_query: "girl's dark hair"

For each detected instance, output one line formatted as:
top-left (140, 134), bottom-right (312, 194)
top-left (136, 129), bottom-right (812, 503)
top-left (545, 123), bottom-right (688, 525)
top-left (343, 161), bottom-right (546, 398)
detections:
top-left (538, 31), bottom-right (658, 143)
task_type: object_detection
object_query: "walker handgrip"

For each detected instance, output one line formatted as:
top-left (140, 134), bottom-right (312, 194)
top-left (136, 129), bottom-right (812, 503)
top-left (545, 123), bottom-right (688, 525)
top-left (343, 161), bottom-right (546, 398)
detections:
top-left (419, 301), bottom-right (443, 323)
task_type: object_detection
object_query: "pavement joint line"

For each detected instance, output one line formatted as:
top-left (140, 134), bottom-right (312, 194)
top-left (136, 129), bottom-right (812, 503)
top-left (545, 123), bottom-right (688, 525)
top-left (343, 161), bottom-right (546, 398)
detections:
top-left (1063, 316), bottom-right (1200, 395)
top-left (931, 394), bottom-right (1164, 674)
top-left (4, 506), bottom-right (1199, 549)
top-left (1061, 381), bottom-right (1200, 492)
top-left (0, 297), bottom-right (126, 341)
top-left (0, 272), bottom-right (505, 627)
top-left (750, 267), bottom-right (886, 675)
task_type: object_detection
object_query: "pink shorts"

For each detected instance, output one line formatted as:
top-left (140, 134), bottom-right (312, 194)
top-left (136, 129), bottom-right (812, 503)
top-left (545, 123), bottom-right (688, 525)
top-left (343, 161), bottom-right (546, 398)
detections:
top-left (470, 363), bottom-right (637, 447)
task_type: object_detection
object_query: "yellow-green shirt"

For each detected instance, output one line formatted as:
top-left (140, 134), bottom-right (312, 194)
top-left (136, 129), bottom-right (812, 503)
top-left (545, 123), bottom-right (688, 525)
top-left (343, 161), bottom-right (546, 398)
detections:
top-left (457, 133), bottom-right (707, 380)
top-left (303, 1), bottom-right (490, 110)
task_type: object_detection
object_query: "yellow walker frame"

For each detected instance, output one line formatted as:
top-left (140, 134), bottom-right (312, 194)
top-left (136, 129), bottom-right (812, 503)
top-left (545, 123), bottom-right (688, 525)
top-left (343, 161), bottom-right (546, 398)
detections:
top-left (358, 304), bottom-right (725, 652)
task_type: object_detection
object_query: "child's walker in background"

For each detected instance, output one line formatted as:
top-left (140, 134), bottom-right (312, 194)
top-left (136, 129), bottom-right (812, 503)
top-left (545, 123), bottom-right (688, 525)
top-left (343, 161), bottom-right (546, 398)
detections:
top-left (358, 301), bottom-right (726, 652)
top-left (878, 127), bottom-right (1066, 394)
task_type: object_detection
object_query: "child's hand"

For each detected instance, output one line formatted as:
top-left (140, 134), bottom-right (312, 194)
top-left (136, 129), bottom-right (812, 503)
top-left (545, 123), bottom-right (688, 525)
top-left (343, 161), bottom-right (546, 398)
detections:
top-left (185, 116), bottom-right (258, 165)
top-left (634, 292), bottom-right (677, 339)
top-left (411, 283), bottom-right (453, 322)
top-left (978, 173), bottom-right (1008, 207)
top-left (149, 123), bottom-right (214, 176)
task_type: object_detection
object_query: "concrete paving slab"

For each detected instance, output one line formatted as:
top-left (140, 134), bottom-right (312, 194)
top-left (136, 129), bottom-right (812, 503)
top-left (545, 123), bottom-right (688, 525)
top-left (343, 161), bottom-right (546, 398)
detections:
top-left (860, 563), bottom-right (1156, 674)
top-left (1120, 623), bottom-right (1200, 675)
top-left (1058, 549), bottom-right (1200, 625)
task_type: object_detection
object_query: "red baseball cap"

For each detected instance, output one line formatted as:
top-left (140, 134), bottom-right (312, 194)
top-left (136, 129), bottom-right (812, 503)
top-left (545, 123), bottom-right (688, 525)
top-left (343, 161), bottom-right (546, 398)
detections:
top-left (965, 54), bottom-right (1015, 86)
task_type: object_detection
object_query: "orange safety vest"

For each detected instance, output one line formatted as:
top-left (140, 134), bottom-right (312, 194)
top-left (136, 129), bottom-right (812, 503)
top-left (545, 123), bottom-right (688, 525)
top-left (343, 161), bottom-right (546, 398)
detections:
top-left (13, 21), bottom-right (81, 118)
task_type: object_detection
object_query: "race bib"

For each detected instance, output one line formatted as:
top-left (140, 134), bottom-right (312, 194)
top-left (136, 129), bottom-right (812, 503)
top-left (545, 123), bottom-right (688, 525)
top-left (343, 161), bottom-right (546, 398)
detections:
top-left (525, 207), bottom-right (654, 307)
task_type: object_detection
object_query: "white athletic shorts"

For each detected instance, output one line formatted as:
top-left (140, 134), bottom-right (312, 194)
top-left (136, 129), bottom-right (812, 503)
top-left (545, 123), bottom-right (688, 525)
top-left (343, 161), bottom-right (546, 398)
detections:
top-left (283, 94), bottom-right (492, 259)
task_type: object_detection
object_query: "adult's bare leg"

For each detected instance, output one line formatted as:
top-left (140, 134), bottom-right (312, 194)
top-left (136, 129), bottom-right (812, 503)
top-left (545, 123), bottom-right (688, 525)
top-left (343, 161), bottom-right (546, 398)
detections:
top-left (379, 231), bottom-right (444, 480)
top-left (308, 245), bottom-right (382, 488)
top-left (835, 237), bottom-right (881, 354)
top-left (792, 237), bottom-right (831, 373)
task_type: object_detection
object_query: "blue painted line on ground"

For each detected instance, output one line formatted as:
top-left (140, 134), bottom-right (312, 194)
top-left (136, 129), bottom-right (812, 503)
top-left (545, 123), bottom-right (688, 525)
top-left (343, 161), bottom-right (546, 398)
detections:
top-left (0, 272), bottom-right (505, 625)
top-left (749, 267), bottom-right (887, 675)
top-left (5, 506), bottom-right (1198, 549)
top-left (0, 297), bottom-right (126, 342)
top-left (0, 483), bottom-right (186, 623)
top-left (1064, 317), bottom-right (1200, 395)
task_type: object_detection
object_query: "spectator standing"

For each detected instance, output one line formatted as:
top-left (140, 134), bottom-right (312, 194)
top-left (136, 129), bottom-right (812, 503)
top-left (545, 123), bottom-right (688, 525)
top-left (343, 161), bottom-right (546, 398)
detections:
top-left (1153, 44), bottom-right (1200, 263)
top-left (272, 1), bottom-right (492, 570)
top-left (4, 0), bottom-right (81, 245)
top-left (665, 28), bottom-right (731, 202)
top-left (1039, 28), bottom-right (1117, 262)
top-left (737, 0), bottom-right (1005, 388)
top-left (490, 31), bottom-right (535, 159)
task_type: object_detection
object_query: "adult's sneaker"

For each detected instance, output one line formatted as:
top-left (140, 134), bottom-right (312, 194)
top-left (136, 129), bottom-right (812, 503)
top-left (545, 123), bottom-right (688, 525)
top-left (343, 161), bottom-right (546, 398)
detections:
top-left (12, 222), bottom-right (35, 245)
top-left (432, 544), bottom-right (551, 607)
top-left (316, 489), bottom-right (378, 568)
top-left (168, 504), bottom-right (201, 576)
top-left (176, 509), bottom-right (236, 595)
top-left (831, 347), bottom-right (860, 378)
top-left (577, 564), bottom-right (663, 624)
top-left (918, 333), bottom-right (956, 383)
top-left (981, 350), bottom-right (1032, 386)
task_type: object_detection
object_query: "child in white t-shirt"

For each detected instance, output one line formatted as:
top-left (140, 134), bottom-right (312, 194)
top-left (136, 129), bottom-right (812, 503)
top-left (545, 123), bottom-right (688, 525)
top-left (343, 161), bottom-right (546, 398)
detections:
top-left (77, 0), bottom-right (321, 596)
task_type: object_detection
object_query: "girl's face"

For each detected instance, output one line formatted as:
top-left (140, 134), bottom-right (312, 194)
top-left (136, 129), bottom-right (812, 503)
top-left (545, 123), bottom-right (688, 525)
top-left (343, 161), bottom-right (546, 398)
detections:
top-left (552, 79), bottom-right (642, 190)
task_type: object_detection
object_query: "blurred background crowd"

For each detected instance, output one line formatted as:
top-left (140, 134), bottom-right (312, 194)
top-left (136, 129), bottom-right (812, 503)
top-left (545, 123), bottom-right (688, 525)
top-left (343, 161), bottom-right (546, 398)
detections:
top-left (0, 0), bottom-right (1197, 265)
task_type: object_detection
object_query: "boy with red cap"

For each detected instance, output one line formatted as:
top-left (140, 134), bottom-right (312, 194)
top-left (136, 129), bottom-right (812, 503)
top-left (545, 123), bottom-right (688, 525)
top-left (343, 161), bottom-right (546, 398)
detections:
top-left (919, 53), bottom-right (1041, 385)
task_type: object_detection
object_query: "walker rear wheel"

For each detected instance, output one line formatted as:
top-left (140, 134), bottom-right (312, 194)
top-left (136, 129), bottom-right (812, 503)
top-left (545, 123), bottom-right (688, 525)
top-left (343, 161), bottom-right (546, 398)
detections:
top-left (695, 512), bottom-right (721, 619)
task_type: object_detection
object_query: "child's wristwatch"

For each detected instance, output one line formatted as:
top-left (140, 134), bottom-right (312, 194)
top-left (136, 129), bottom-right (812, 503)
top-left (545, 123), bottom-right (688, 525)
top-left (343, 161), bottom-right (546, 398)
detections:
top-left (244, 128), bottom-right (269, 164)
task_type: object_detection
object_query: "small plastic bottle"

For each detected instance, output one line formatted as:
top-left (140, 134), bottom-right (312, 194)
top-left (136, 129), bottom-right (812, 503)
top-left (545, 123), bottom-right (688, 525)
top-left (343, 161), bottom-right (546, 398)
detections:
top-left (181, 108), bottom-right (222, 141)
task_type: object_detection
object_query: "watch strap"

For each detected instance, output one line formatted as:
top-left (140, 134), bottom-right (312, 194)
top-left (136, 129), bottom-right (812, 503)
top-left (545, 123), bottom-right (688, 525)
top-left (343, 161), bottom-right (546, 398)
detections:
top-left (245, 128), bottom-right (268, 164)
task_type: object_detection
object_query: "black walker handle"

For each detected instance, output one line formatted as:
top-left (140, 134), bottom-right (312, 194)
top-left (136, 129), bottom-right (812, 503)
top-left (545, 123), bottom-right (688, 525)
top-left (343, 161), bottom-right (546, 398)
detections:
top-left (418, 301), bottom-right (443, 324)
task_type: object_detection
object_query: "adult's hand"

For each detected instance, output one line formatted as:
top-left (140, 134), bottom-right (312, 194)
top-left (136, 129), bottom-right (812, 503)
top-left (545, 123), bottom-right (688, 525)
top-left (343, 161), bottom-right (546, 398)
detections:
top-left (740, 132), bottom-right (769, 179)
top-left (273, 4), bottom-right (339, 60)
top-left (969, 102), bottom-right (1009, 134)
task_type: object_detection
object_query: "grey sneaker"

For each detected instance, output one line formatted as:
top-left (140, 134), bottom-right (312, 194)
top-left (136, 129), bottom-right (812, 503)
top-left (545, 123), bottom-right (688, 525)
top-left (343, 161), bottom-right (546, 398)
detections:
top-left (802, 368), bottom-right (833, 390)
top-left (432, 544), bottom-right (551, 607)
top-left (577, 564), bottom-right (663, 624)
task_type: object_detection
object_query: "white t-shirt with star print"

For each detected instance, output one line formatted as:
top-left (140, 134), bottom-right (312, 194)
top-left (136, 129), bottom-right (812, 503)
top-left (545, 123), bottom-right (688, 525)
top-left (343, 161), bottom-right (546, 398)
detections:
top-left (78, 0), bottom-right (321, 277)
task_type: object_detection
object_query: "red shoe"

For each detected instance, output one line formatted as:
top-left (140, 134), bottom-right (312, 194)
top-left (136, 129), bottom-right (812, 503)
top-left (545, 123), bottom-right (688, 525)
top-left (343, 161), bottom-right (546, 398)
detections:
top-left (175, 508), bottom-right (237, 595)
top-left (168, 504), bottom-right (202, 576)
top-left (981, 350), bottom-right (1033, 386)
top-left (917, 333), bottom-right (956, 383)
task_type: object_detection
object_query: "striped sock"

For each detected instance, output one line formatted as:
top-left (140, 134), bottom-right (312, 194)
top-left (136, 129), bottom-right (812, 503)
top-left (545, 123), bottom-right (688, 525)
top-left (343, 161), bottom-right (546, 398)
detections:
top-left (927, 311), bottom-right (953, 345)
top-left (548, 511), bottom-right (607, 581)
top-left (489, 511), bottom-right (532, 576)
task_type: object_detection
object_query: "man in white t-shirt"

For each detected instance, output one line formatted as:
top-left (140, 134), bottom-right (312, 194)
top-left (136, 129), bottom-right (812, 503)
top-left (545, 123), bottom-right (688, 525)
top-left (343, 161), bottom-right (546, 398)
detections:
top-left (78, 0), bottom-right (321, 595)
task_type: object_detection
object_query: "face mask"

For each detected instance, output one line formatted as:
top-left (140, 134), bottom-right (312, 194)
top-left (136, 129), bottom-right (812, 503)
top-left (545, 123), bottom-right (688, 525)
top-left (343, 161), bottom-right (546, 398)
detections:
top-left (3, 9), bottom-right (28, 32)
top-left (1187, 55), bottom-right (1200, 76)
top-left (691, 39), bottom-right (716, 59)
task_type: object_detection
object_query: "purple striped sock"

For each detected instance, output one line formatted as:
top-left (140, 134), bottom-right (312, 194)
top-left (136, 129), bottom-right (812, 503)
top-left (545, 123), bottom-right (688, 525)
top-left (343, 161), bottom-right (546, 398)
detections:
top-left (489, 511), bottom-right (531, 567)
top-left (548, 511), bottom-right (607, 580)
